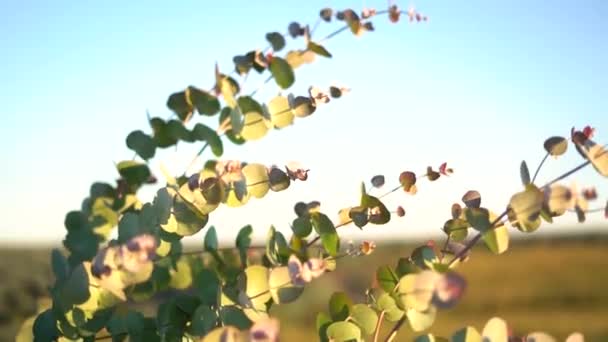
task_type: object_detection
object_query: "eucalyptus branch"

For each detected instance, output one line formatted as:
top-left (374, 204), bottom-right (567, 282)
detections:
top-left (542, 160), bottom-right (591, 188)
top-left (373, 310), bottom-right (386, 342)
top-left (531, 152), bottom-right (549, 183)
top-left (383, 315), bottom-right (407, 342)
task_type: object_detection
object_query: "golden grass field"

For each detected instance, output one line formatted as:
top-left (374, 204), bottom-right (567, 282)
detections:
top-left (2, 234), bottom-right (607, 341)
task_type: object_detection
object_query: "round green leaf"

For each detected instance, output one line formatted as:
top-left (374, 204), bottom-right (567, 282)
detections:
top-left (270, 57), bottom-right (295, 89)
top-left (204, 226), bottom-right (218, 252)
top-left (190, 305), bottom-right (217, 336)
top-left (242, 163), bottom-right (270, 198)
top-left (166, 90), bottom-right (193, 121)
top-left (62, 263), bottom-right (90, 305)
top-left (329, 292), bottom-right (353, 321)
top-left (117, 160), bottom-right (151, 187)
top-left (266, 32), bottom-right (286, 51)
top-left (220, 306), bottom-right (252, 330)
top-left (33, 309), bottom-right (60, 341)
top-left (350, 304), bottom-right (378, 335)
top-left (292, 216), bottom-right (313, 238)
top-left (376, 265), bottom-right (399, 293)
top-left (189, 86), bottom-right (220, 116)
top-left (241, 111), bottom-right (270, 141)
top-left (126, 130), bottom-right (156, 160)
top-left (267, 96), bottom-right (294, 128)
top-left (374, 291), bottom-right (404, 322)
top-left (194, 269), bottom-right (220, 306)
top-left (192, 123), bottom-right (223, 157)
top-left (269, 266), bottom-right (304, 304)
top-left (464, 207), bottom-right (491, 232)
top-left (326, 321), bottom-right (362, 342)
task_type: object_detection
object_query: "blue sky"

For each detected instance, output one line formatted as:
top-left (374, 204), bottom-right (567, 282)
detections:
top-left (1, 0), bottom-right (606, 245)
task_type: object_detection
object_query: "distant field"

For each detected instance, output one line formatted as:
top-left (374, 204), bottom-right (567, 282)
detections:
top-left (2, 234), bottom-right (607, 341)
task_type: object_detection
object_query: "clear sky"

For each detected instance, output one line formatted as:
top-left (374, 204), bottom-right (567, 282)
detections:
top-left (1, 0), bottom-right (607, 246)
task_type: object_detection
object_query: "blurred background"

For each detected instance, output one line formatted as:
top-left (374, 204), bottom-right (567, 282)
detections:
top-left (1, 0), bottom-right (607, 341)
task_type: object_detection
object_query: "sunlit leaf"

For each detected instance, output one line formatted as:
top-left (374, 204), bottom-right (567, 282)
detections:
top-left (242, 265), bottom-right (271, 310)
top-left (326, 321), bottom-right (361, 342)
top-left (544, 136), bottom-right (568, 157)
top-left (291, 96), bottom-right (316, 117)
top-left (482, 224), bottom-right (509, 254)
top-left (407, 306), bottom-right (436, 332)
top-left (267, 96), bottom-right (294, 129)
top-left (169, 258), bottom-right (193, 289)
top-left (269, 266), bottom-right (304, 304)
top-left (585, 144), bottom-right (608, 177)
top-left (509, 184), bottom-right (544, 232)
top-left (481, 317), bottom-right (508, 342)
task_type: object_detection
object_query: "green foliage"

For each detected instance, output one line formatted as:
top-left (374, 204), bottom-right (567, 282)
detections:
top-left (25, 3), bottom-right (605, 341)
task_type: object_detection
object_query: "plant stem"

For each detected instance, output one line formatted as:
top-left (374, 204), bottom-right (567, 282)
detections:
top-left (184, 142), bottom-right (209, 174)
top-left (531, 152), bottom-right (549, 183)
top-left (542, 160), bottom-right (591, 187)
top-left (383, 316), bottom-right (407, 342)
top-left (373, 310), bottom-right (386, 342)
